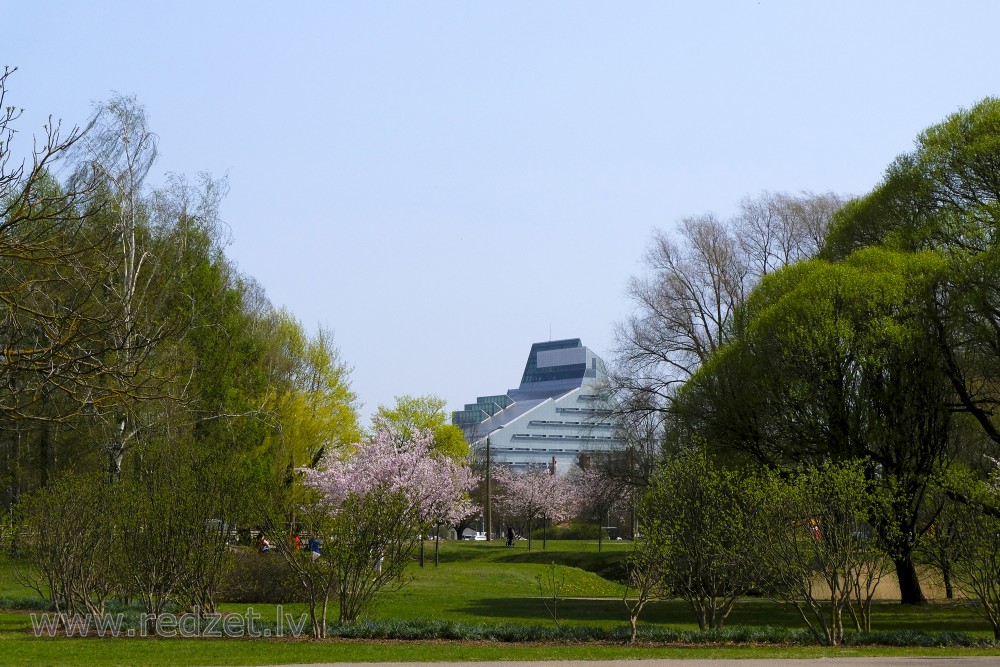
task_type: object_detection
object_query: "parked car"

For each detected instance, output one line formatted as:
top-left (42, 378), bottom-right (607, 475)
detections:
top-left (461, 531), bottom-right (487, 540)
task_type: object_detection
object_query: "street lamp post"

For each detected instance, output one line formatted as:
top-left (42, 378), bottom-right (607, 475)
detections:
top-left (485, 436), bottom-right (492, 541)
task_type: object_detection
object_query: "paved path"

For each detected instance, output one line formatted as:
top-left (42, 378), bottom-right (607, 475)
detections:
top-left (257, 659), bottom-right (1000, 667)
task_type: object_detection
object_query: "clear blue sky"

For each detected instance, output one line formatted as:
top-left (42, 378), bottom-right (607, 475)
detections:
top-left (7, 2), bottom-right (999, 421)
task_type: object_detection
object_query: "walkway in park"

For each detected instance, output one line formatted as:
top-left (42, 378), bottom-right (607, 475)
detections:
top-left (259, 659), bottom-right (1000, 667)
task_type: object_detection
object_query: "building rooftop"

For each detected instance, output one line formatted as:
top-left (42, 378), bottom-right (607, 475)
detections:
top-left (453, 338), bottom-right (611, 443)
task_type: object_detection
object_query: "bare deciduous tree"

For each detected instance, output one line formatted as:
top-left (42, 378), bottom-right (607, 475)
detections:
top-left (613, 191), bottom-right (845, 424)
top-left (0, 67), bottom-right (113, 426)
top-left (737, 191), bottom-right (845, 278)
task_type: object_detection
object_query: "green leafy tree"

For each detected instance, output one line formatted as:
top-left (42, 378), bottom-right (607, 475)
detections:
top-left (682, 248), bottom-right (954, 604)
top-left (637, 450), bottom-right (761, 631)
top-left (375, 395), bottom-right (469, 460)
top-left (822, 97), bottom-right (1000, 456)
top-left (913, 465), bottom-right (983, 601)
top-left (68, 94), bottom-right (169, 480)
top-left (262, 316), bottom-right (361, 473)
top-left (920, 464), bottom-right (1000, 639)
top-left (753, 461), bottom-right (897, 645)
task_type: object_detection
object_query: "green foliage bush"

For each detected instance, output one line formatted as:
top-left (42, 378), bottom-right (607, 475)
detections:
top-left (529, 522), bottom-right (604, 541)
top-left (318, 618), bottom-right (990, 646)
top-left (499, 548), bottom-right (629, 585)
top-left (0, 596), bottom-right (54, 611)
top-left (843, 630), bottom-right (986, 647)
top-left (218, 548), bottom-right (302, 603)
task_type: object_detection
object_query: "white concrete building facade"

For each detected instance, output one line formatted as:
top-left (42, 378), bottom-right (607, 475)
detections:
top-left (452, 339), bottom-right (623, 474)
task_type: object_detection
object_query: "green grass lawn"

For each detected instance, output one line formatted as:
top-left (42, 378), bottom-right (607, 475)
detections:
top-left (1, 539), bottom-right (998, 665)
top-left (0, 558), bottom-right (36, 599)
top-left (362, 540), bottom-right (996, 636)
top-left (4, 627), bottom-right (1000, 667)
top-left (371, 539), bottom-right (626, 624)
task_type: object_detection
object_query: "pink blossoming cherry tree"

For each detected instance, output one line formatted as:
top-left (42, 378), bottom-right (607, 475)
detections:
top-left (303, 418), bottom-right (476, 566)
top-left (492, 464), bottom-right (576, 550)
top-left (292, 419), bottom-right (476, 631)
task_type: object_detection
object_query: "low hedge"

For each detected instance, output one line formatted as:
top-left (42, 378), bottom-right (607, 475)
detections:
top-left (318, 618), bottom-right (993, 646)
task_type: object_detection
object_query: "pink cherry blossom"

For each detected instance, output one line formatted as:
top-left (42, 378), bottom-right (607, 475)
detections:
top-left (300, 417), bottom-right (476, 527)
top-left (492, 464), bottom-right (576, 525)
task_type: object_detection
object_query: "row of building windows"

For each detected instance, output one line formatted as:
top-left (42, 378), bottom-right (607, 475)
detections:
top-left (522, 363), bottom-right (587, 385)
top-left (528, 419), bottom-right (616, 428)
top-left (511, 434), bottom-right (620, 443)
top-left (506, 459), bottom-right (580, 468)
top-left (491, 446), bottom-right (582, 453)
top-left (556, 407), bottom-right (596, 414)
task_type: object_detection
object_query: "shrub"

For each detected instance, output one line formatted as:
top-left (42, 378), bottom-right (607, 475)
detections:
top-left (219, 547), bottom-right (302, 603)
top-left (318, 619), bottom-right (988, 646)
top-left (529, 522), bottom-right (604, 541)
top-left (18, 473), bottom-right (117, 620)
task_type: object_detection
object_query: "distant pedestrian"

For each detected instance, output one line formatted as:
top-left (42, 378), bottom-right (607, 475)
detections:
top-left (308, 537), bottom-right (321, 561)
top-left (506, 526), bottom-right (514, 547)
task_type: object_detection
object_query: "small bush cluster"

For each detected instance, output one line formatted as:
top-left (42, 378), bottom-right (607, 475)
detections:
top-left (0, 596), bottom-right (55, 611)
top-left (317, 618), bottom-right (990, 646)
top-left (218, 548), bottom-right (302, 603)
top-left (843, 630), bottom-right (987, 647)
top-left (528, 522), bottom-right (603, 541)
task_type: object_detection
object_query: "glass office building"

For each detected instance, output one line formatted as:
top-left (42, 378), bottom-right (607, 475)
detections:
top-left (452, 338), bottom-right (623, 474)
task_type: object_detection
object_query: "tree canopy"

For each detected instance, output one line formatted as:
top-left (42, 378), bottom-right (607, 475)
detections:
top-left (374, 394), bottom-right (469, 460)
top-left (0, 73), bottom-right (361, 519)
top-left (621, 98), bottom-right (1000, 606)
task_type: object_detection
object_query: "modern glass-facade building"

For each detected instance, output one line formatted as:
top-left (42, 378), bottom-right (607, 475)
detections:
top-left (452, 338), bottom-right (623, 474)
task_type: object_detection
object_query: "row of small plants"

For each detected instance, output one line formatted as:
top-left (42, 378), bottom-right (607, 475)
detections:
top-left (327, 619), bottom-right (992, 647)
top-left (1, 588), bottom-right (994, 648)
top-left (624, 454), bottom-right (1000, 646)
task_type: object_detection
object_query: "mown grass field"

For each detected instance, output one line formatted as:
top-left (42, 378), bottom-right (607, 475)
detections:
top-left (1, 538), bottom-right (999, 665)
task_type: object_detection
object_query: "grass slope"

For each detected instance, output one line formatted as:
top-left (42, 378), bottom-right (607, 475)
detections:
top-left (1, 539), bottom-right (998, 665)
